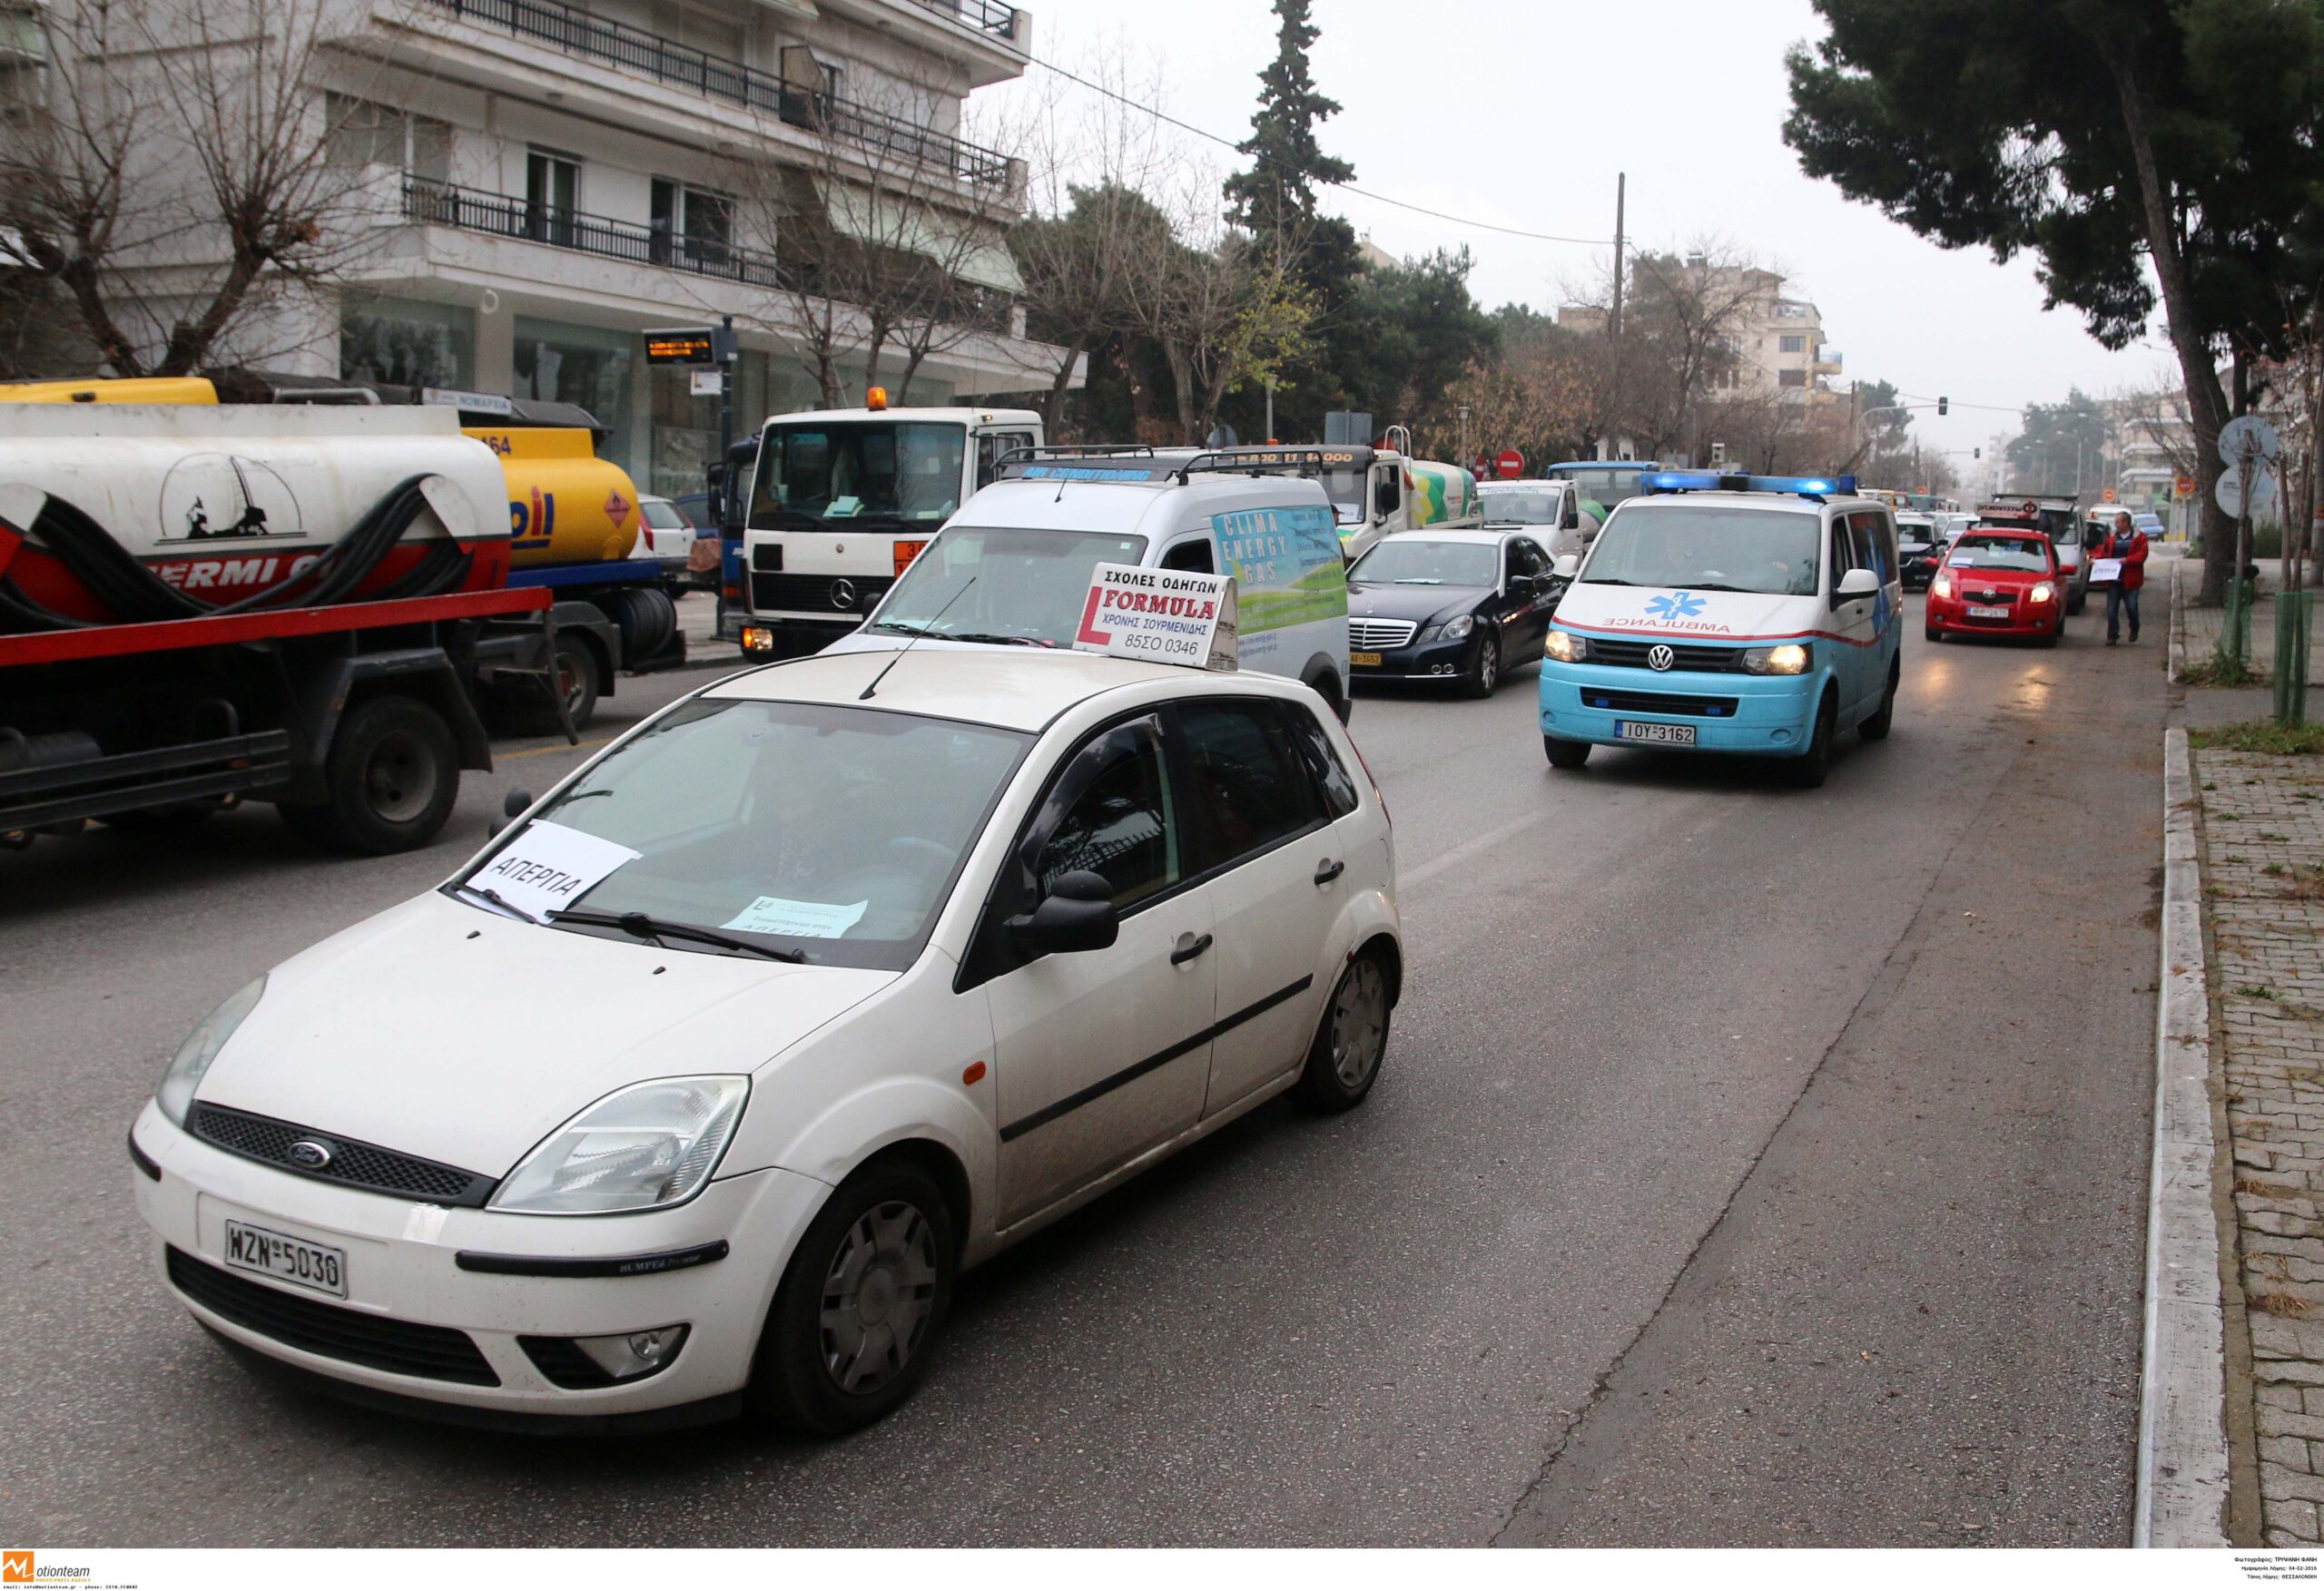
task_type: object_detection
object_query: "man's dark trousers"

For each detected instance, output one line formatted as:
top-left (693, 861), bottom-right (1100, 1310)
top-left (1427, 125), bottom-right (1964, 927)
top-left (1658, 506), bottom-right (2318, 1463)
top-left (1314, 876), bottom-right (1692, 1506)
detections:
top-left (2107, 581), bottom-right (2141, 643)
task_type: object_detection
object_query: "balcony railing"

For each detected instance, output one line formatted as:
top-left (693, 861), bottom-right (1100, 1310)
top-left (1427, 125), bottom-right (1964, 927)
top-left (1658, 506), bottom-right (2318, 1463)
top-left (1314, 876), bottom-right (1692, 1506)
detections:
top-left (903, 0), bottom-right (1019, 38)
top-left (402, 175), bottom-right (789, 289)
top-left (419, 0), bottom-right (1018, 190)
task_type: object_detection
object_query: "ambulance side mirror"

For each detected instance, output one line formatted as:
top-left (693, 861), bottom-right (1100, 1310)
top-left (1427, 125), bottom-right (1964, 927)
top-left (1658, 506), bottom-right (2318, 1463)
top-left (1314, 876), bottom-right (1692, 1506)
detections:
top-left (1836, 568), bottom-right (1879, 601)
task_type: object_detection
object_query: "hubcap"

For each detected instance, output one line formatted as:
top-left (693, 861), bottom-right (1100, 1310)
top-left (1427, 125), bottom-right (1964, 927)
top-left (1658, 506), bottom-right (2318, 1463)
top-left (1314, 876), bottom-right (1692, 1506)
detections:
top-left (362, 730), bottom-right (436, 824)
top-left (1480, 643), bottom-right (1497, 688)
top-left (1330, 960), bottom-right (1387, 1090)
top-left (819, 1199), bottom-right (939, 1396)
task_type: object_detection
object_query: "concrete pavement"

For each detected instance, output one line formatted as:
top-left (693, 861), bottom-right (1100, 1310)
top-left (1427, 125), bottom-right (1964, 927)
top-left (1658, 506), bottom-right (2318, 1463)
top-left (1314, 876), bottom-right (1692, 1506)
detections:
top-left (0, 593), bottom-right (2163, 1546)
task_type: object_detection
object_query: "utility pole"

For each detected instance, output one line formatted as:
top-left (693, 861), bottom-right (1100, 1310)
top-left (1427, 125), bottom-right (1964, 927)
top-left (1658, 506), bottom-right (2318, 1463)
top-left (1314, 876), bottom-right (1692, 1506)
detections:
top-left (1610, 172), bottom-right (1626, 341)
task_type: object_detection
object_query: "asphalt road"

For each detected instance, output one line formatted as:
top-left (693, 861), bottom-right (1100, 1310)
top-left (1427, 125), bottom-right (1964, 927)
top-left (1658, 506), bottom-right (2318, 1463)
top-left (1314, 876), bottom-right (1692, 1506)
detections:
top-left (0, 590), bottom-right (2164, 1547)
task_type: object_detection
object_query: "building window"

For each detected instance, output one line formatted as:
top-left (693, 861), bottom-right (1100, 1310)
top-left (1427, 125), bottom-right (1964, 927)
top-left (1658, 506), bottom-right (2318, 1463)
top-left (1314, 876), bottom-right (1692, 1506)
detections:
top-left (1779, 334), bottom-right (1807, 354)
top-left (526, 149), bottom-right (581, 247)
top-left (327, 94), bottom-right (449, 182)
top-left (650, 178), bottom-right (735, 270)
top-left (340, 295), bottom-right (473, 389)
top-left (515, 316), bottom-right (636, 475)
top-left (1778, 368), bottom-right (1808, 389)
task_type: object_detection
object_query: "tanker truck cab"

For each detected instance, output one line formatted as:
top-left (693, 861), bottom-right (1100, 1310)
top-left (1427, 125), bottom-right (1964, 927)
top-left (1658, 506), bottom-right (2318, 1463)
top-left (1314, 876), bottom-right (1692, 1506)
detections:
top-left (1325, 427), bottom-right (1484, 563)
top-left (816, 447), bottom-right (1354, 722)
top-left (739, 398), bottom-right (1041, 655)
top-left (1538, 472), bottom-right (1901, 790)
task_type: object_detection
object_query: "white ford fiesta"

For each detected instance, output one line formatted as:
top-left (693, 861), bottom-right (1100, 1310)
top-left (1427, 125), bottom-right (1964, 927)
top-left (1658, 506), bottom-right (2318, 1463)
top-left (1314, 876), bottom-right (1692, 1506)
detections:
top-left (129, 649), bottom-right (1402, 1434)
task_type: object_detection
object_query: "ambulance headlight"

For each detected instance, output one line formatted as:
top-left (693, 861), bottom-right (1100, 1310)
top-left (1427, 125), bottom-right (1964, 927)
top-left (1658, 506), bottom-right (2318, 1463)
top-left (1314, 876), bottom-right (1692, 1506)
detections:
top-left (1743, 643), bottom-right (1811, 676)
top-left (1440, 614), bottom-right (1475, 642)
top-left (491, 1076), bottom-right (749, 1214)
top-left (157, 976), bottom-right (266, 1125)
top-left (1544, 630), bottom-right (1590, 663)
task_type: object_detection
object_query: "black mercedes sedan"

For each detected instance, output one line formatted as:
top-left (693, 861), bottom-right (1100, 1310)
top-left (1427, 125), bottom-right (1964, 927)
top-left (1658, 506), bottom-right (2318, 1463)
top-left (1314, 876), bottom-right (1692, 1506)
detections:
top-left (1345, 529), bottom-right (1561, 697)
top-left (1897, 515), bottom-right (1944, 591)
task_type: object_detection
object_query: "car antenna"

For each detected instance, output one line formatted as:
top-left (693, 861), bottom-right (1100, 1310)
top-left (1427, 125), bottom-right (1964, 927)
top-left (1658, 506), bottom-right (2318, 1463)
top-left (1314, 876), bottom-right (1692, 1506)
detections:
top-left (860, 575), bottom-right (975, 701)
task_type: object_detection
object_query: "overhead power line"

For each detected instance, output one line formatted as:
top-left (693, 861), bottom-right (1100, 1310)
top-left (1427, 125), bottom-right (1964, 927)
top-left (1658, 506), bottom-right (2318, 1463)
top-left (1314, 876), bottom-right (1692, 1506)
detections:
top-left (1896, 388), bottom-right (2022, 416)
top-left (1029, 55), bottom-right (1616, 249)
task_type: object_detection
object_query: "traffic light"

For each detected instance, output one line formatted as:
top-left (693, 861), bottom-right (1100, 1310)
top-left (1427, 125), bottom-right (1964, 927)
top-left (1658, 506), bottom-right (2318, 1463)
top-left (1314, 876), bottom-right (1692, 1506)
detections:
top-left (1938, 396), bottom-right (1950, 416)
top-left (1974, 447), bottom-right (1981, 458)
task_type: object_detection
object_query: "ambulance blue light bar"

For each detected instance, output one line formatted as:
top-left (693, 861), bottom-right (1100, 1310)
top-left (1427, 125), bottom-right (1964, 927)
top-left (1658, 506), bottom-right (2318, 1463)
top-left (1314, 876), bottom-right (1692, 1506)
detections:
top-left (1640, 472), bottom-right (1858, 499)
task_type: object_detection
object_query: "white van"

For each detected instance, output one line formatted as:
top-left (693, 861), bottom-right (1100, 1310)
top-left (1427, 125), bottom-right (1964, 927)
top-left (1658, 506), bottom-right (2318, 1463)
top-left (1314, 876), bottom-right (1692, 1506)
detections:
top-left (821, 447), bottom-right (1354, 720)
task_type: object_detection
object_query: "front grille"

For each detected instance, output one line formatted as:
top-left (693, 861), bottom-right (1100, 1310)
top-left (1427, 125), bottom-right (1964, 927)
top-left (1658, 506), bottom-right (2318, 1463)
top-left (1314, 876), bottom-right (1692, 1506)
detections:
top-left (1580, 688), bottom-right (1740, 718)
top-left (1585, 637), bottom-right (1748, 673)
top-left (188, 1103), bottom-right (494, 1208)
top-left (1960, 589), bottom-right (2018, 605)
top-left (166, 1247), bottom-right (499, 1386)
top-left (1348, 617), bottom-right (1418, 649)
top-left (748, 572), bottom-right (892, 614)
top-left (519, 1336), bottom-right (615, 1390)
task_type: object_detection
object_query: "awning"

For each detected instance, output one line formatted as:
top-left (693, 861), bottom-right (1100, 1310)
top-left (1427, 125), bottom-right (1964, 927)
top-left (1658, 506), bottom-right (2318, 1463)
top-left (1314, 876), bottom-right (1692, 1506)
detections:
top-left (818, 180), bottom-right (1024, 296)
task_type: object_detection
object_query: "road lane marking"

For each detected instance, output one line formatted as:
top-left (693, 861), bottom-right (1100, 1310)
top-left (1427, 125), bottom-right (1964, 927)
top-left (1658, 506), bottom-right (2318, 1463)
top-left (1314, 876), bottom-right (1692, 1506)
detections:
top-left (500, 735), bottom-right (618, 761)
top-left (1401, 810), bottom-right (1551, 889)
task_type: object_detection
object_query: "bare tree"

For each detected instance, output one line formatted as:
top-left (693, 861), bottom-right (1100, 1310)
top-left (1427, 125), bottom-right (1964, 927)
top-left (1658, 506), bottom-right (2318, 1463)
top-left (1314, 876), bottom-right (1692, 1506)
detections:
top-left (0, 0), bottom-right (395, 376)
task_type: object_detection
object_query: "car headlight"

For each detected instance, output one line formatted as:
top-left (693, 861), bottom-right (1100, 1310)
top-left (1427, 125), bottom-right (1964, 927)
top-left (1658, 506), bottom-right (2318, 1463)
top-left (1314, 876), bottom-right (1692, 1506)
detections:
top-left (156, 976), bottom-right (265, 1125)
top-left (1932, 575), bottom-right (1953, 599)
top-left (1544, 629), bottom-right (1589, 663)
top-left (2030, 581), bottom-right (2056, 604)
top-left (491, 1076), bottom-right (749, 1215)
top-left (1742, 643), bottom-right (1811, 676)
top-left (1441, 614), bottom-right (1475, 642)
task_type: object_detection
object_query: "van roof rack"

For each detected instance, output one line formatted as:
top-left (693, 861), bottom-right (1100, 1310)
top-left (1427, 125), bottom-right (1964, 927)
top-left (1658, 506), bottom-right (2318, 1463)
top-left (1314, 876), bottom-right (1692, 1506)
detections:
top-left (1174, 444), bottom-right (1374, 483)
top-left (994, 443), bottom-right (1159, 468)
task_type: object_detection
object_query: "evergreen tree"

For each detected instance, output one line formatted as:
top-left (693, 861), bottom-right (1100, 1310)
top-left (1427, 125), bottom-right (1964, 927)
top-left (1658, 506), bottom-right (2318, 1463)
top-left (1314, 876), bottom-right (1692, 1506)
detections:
top-left (1224, 0), bottom-right (1354, 246)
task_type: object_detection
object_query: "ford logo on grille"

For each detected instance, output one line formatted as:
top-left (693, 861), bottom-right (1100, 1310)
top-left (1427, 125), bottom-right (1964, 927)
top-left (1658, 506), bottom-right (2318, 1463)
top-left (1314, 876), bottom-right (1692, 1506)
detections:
top-left (830, 578), bottom-right (858, 611)
top-left (287, 1139), bottom-right (334, 1170)
top-left (1648, 644), bottom-right (1676, 671)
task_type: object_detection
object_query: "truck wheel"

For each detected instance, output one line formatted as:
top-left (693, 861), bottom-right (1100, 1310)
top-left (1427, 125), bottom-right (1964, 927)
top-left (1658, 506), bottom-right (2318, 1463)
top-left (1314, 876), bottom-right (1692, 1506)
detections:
top-left (504, 636), bottom-right (598, 736)
top-left (610, 586), bottom-right (676, 663)
top-left (311, 695), bottom-right (459, 854)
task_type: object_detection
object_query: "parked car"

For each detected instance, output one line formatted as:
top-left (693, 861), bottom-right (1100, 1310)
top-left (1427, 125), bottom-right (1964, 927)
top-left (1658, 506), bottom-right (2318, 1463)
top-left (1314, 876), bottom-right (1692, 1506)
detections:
top-left (1896, 514), bottom-right (1944, 591)
top-left (1345, 528), bottom-right (1561, 697)
top-left (635, 495), bottom-right (696, 586)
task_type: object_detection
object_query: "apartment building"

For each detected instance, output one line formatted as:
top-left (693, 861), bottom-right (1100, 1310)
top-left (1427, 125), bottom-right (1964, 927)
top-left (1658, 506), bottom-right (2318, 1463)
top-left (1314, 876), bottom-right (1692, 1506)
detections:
top-left (78, 0), bottom-right (1070, 499)
top-left (1701, 267), bottom-right (1841, 401)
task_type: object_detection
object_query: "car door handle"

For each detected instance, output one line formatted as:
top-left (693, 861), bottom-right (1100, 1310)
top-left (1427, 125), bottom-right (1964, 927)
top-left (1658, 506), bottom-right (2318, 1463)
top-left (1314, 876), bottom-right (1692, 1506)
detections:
top-left (1169, 932), bottom-right (1213, 966)
top-left (1313, 859), bottom-right (1345, 886)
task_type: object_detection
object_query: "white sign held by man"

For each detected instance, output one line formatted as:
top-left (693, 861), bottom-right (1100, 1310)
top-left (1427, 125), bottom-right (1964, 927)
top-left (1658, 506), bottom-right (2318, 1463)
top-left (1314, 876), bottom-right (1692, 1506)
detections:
top-left (1074, 563), bottom-right (1238, 671)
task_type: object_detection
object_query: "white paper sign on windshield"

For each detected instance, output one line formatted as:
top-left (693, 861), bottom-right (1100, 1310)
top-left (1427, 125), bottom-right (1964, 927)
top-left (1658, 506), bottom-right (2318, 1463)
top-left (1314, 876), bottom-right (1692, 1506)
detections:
top-left (1073, 562), bottom-right (1238, 670)
top-left (473, 820), bottom-right (641, 921)
top-left (2090, 557), bottom-right (2123, 583)
top-left (722, 896), bottom-right (868, 938)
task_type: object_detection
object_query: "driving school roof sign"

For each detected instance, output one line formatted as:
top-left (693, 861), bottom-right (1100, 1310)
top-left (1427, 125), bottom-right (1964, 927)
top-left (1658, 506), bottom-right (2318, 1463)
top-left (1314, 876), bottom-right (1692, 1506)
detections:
top-left (1074, 563), bottom-right (1238, 671)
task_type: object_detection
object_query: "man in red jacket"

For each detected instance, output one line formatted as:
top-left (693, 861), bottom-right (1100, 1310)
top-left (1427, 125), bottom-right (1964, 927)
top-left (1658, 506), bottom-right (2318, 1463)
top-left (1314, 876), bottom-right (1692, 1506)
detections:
top-left (2093, 510), bottom-right (2150, 644)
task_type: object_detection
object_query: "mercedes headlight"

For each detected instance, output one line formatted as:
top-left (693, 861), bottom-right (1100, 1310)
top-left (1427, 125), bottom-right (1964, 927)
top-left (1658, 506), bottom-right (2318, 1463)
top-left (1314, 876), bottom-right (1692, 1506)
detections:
top-left (491, 1076), bottom-right (749, 1215)
top-left (1441, 614), bottom-right (1475, 642)
top-left (1544, 629), bottom-right (1589, 663)
top-left (156, 976), bottom-right (265, 1125)
top-left (1743, 643), bottom-right (1811, 676)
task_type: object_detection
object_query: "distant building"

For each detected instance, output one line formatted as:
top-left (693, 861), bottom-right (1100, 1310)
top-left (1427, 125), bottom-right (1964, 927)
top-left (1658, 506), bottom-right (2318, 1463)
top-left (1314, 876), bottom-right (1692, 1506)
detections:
top-left (1356, 236), bottom-right (1400, 273)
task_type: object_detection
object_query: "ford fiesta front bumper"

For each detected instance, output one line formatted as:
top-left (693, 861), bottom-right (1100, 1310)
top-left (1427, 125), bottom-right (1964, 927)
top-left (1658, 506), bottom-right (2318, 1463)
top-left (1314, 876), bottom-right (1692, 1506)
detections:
top-left (130, 1102), bottom-right (831, 1426)
top-left (1539, 661), bottom-right (1824, 754)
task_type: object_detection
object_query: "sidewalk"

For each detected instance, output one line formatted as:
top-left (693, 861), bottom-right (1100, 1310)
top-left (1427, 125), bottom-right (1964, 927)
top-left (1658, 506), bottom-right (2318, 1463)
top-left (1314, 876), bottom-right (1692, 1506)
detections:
top-left (2179, 556), bottom-right (2324, 688)
top-left (2191, 731), bottom-right (2324, 1546)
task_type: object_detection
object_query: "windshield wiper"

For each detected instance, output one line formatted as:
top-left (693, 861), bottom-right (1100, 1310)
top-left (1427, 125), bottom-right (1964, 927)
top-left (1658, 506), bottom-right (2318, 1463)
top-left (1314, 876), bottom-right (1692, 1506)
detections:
top-left (548, 908), bottom-right (805, 962)
top-left (1581, 576), bottom-right (1639, 586)
top-left (1392, 578), bottom-right (1445, 584)
top-left (452, 882), bottom-right (535, 921)
top-left (947, 630), bottom-right (1050, 647)
top-left (1685, 583), bottom-right (1758, 594)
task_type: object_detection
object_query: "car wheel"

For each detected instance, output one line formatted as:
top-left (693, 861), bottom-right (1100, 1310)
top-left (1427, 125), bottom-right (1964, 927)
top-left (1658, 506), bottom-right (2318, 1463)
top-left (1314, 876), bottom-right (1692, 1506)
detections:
top-left (2039, 620), bottom-right (2062, 648)
top-left (1925, 624), bottom-right (1943, 643)
top-left (1859, 658), bottom-right (1899, 741)
top-left (1294, 949), bottom-right (1392, 1111)
top-left (1786, 691), bottom-right (1837, 790)
top-left (1461, 629), bottom-right (1499, 698)
top-left (1543, 734), bottom-right (1591, 769)
top-left (747, 1159), bottom-right (958, 1437)
top-left (2067, 591), bottom-right (2086, 615)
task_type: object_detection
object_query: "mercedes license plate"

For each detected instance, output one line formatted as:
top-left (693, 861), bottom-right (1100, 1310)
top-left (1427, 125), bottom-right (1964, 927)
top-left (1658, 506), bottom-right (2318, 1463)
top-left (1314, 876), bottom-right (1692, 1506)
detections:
top-left (222, 1219), bottom-right (346, 1298)
top-left (1615, 721), bottom-right (1696, 746)
top-left (1350, 652), bottom-right (1383, 667)
top-left (1967, 604), bottom-right (2009, 619)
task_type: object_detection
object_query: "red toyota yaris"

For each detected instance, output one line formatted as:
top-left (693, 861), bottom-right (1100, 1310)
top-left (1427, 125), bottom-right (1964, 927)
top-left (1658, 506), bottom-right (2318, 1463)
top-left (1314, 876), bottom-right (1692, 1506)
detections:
top-left (1925, 528), bottom-right (2065, 646)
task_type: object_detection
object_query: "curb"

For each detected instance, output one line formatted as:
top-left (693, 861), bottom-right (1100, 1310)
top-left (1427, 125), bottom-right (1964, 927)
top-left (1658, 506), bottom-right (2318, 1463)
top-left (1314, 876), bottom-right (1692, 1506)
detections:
top-left (2170, 558), bottom-right (2189, 683)
top-left (2135, 725), bottom-right (2231, 1547)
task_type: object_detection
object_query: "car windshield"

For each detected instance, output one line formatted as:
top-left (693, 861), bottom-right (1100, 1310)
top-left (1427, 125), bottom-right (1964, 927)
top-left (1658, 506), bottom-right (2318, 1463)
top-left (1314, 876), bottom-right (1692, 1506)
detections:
top-left (1897, 520), bottom-right (1935, 549)
top-left (1946, 535), bottom-right (2051, 572)
top-left (1479, 488), bottom-right (1560, 525)
top-left (1348, 538), bottom-right (1499, 586)
top-left (868, 525), bottom-right (1149, 646)
top-left (458, 699), bottom-right (1029, 970)
top-left (1581, 505), bottom-right (1820, 596)
top-left (640, 498), bottom-right (690, 530)
top-left (748, 422), bottom-right (966, 529)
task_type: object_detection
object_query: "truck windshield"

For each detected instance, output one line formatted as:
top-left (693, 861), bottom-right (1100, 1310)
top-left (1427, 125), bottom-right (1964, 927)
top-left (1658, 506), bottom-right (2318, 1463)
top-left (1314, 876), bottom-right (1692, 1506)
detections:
top-left (868, 525), bottom-right (1150, 646)
top-left (1582, 505), bottom-right (1820, 596)
top-left (461, 698), bottom-right (1029, 971)
top-left (749, 422), bottom-right (966, 529)
top-left (1556, 467), bottom-right (1647, 508)
top-left (1479, 489), bottom-right (1561, 525)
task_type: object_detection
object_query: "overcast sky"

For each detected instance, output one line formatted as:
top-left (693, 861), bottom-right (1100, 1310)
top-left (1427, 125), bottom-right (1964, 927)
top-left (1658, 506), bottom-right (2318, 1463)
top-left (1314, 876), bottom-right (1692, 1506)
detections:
top-left (994, 0), bottom-right (2171, 461)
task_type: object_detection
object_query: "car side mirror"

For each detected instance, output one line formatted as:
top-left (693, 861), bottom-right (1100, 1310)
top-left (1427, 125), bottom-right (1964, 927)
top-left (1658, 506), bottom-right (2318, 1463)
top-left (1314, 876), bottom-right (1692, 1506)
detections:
top-left (491, 787), bottom-right (533, 838)
top-left (1553, 554), bottom-right (1581, 579)
top-left (1836, 568), bottom-right (1879, 601)
top-left (1006, 869), bottom-right (1118, 957)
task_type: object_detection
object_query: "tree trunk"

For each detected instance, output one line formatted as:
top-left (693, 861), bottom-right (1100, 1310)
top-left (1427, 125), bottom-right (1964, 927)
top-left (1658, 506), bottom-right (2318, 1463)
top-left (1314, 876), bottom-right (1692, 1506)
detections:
top-left (1042, 345), bottom-right (1083, 435)
top-left (2096, 34), bottom-right (2232, 602)
top-left (1164, 342), bottom-right (1199, 445)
